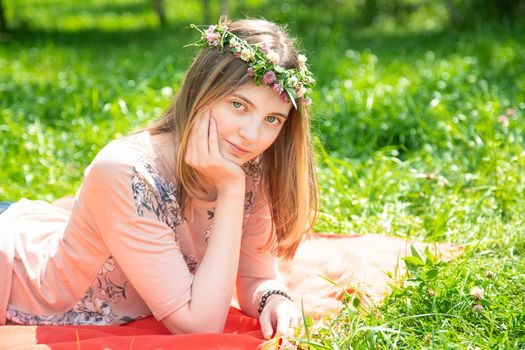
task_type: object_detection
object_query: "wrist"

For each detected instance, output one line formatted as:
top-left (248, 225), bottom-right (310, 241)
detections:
top-left (258, 289), bottom-right (293, 315)
top-left (216, 181), bottom-right (245, 197)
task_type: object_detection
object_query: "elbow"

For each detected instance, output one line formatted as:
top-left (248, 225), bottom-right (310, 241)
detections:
top-left (185, 316), bottom-right (226, 334)
top-left (191, 315), bottom-right (227, 334)
top-left (166, 321), bottom-right (225, 335)
top-left (162, 307), bottom-right (226, 335)
top-left (196, 323), bottom-right (225, 334)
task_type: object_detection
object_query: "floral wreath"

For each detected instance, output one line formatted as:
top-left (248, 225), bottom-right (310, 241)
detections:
top-left (187, 17), bottom-right (315, 108)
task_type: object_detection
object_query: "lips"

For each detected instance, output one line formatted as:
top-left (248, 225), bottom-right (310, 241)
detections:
top-left (225, 140), bottom-right (250, 154)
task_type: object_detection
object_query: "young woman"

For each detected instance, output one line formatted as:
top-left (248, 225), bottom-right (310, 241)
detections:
top-left (0, 18), bottom-right (318, 340)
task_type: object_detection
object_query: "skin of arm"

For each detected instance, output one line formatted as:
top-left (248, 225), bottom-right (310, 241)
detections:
top-left (160, 112), bottom-right (248, 334)
top-left (161, 185), bottom-right (246, 334)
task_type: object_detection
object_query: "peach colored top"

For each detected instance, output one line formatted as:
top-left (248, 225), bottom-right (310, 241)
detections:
top-left (0, 131), bottom-right (277, 326)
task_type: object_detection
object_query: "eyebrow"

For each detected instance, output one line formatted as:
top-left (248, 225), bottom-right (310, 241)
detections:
top-left (229, 93), bottom-right (289, 119)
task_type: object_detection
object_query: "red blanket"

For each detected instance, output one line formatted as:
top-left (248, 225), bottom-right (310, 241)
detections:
top-left (0, 307), bottom-right (265, 349)
top-left (0, 233), bottom-right (462, 349)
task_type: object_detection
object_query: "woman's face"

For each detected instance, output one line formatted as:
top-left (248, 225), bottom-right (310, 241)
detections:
top-left (209, 83), bottom-right (292, 165)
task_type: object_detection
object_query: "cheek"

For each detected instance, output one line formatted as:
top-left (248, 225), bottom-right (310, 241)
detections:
top-left (210, 106), bottom-right (231, 137)
top-left (261, 129), bottom-right (282, 149)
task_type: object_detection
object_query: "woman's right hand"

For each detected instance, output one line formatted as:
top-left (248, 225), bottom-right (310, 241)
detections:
top-left (185, 108), bottom-right (246, 195)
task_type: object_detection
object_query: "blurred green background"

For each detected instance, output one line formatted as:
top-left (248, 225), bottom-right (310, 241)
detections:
top-left (1, 0), bottom-right (523, 238)
top-left (1, 1), bottom-right (524, 346)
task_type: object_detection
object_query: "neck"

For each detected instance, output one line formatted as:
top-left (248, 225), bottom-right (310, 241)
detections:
top-left (195, 180), bottom-right (218, 202)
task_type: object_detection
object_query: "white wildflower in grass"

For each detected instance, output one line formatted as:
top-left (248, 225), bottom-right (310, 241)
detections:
top-left (505, 108), bottom-right (517, 117)
top-left (438, 177), bottom-right (450, 187)
top-left (485, 271), bottom-right (495, 279)
top-left (161, 86), bottom-right (173, 98)
top-left (472, 304), bottom-right (483, 312)
top-left (470, 287), bottom-right (484, 301)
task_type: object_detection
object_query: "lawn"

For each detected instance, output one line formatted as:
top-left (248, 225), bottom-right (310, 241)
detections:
top-left (1, 0), bottom-right (524, 348)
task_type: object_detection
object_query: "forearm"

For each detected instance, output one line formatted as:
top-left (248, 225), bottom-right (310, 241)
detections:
top-left (188, 187), bottom-right (245, 332)
top-left (236, 276), bottom-right (290, 318)
top-left (190, 190), bottom-right (244, 331)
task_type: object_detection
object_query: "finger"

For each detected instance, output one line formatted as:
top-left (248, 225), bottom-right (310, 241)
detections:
top-left (197, 110), bottom-right (211, 160)
top-left (290, 311), bottom-right (302, 328)
top-left (186, 111), bottom-right (207, 164)
top-left (288, 312), bottom-right (303, 338)
top-left (188, 110), bottom-right (209, 166)
top-left (259, 310), bottom-right (274, 340)
top-left (208, 117), bottom-right (221, 158)
top-left (185, 121), bottom-right (198, 165)
top-left (279, 338), bottom-right (296, 350)
top-left (275, 313), bottom-right (292, 339)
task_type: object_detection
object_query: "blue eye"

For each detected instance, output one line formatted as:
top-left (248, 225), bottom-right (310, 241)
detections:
top-left (232, 101), bottom-right (243, 109)
top-left (266, 116), bottom-right (282, 125)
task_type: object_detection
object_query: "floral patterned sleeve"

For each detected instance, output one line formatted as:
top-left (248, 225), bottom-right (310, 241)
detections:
top-left (81, 147), bottom-right (194, 321)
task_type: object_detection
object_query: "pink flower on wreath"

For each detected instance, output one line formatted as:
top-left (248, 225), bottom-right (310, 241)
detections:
top-left (205, 25), bottom-right (216, 34)
top-left (271, 83), bottom-right (289, 103)
top-left (204, 25), bottom-right (219, 46)
top-left (295, 85), bottom-right (307, 98)
top-left (273, 83), bottom-right (284, 95)
top-left (247, 67), bottom-right (254, 76)
top-left (206, 33), bottom-right (219, 46)
top-left (300, 97), bottom-right (312, 106)
top-left (234, 51), bottom-right (241, 58)
top-left (260, 41), bottom-right (271, 54)
top-left (263, 71), bottom-right (277, 85)
top-left (279, 92), bottom-right (290, 103)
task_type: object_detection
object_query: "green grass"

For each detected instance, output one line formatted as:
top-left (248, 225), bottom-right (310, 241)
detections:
top-left (1, 0), bottom-right (524, 348)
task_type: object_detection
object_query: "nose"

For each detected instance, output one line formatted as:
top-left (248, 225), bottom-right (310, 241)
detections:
top-left (238, 116), bottom-right (260, 143)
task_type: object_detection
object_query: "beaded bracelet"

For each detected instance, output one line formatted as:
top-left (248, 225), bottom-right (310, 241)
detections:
top-left (257, 289), bottom-right (293, 315)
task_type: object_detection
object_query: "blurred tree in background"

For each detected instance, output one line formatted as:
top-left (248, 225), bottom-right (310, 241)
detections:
top-left (0, 0), bottom-right (6, 32)
top-left (359, 0), bottom-right (525, 27)
top-left (1, 0), bottom-right (524, 34)
top-left (447, 0), bottom-right (525, 27)
top-left (0, 0), bottom-right (232, 32)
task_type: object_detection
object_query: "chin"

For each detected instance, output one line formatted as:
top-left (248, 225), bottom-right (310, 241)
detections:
top-left (221, 152), bottom-right (246, 166)
top-left (232, 157), bottom-right (248, 166)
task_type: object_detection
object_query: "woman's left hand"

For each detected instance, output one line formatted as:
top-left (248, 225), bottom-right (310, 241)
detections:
top-left (259, 295), bottom-right (303, 340)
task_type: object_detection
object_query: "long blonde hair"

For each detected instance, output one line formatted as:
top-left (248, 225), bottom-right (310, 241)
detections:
top-left (146, 18), bottom-right (318, 261)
